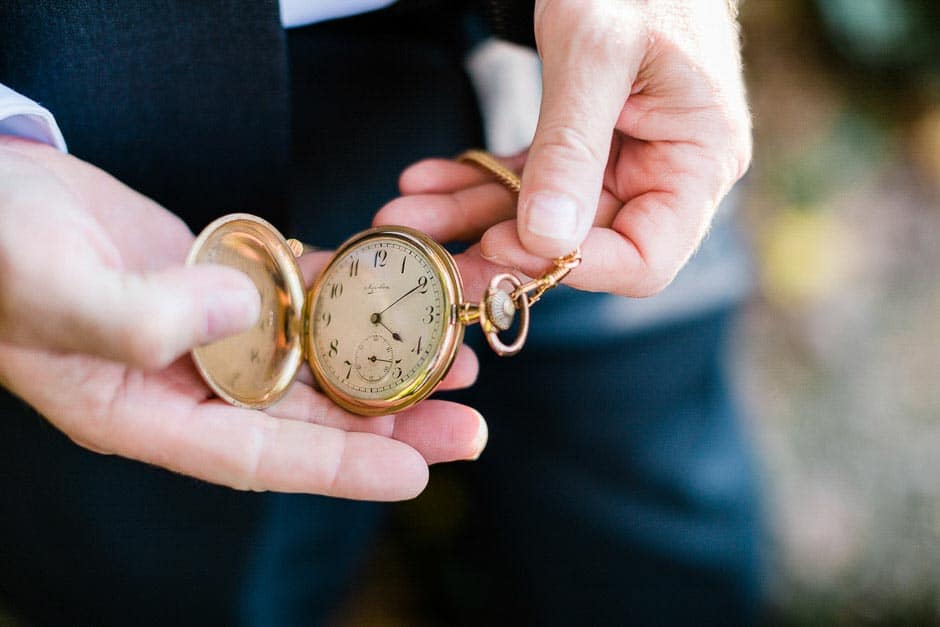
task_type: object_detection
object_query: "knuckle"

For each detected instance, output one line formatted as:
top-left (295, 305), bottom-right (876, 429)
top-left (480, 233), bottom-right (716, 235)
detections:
top-left (537, 0), bottom-right (638, 47)
top-left (376, 197), bottom-right (408, 223)
top-left (723, 108), bottom-right (753, 183)
top-left (534, 123), bottom-right (608, 171)
top-left (0, 249), bottom-right (24, 338)
top-left (235, 417), bottom-right (277, 492)
top-left (733, 132), bottom-right (753, 181)
top-left (123, 315), bottom-right (176, 370)
top-left (635, 263), bottom-right (678, 297)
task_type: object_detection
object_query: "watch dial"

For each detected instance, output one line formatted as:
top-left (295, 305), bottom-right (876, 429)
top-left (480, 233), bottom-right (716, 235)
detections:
top-left (311, 235), bottom-right (452, 403)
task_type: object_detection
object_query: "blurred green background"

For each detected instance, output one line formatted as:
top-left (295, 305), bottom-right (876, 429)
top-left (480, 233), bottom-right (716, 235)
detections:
top-left (738, 0), bottom-right (940, 624)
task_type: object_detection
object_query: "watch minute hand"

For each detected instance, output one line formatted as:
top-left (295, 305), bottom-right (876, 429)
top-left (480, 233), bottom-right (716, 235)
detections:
top-left (378, 282), bottom-right (422, 315)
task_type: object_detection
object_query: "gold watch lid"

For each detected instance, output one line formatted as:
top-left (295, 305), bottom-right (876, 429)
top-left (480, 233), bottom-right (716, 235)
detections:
top-left (187, 213), bottom-right (307, 409)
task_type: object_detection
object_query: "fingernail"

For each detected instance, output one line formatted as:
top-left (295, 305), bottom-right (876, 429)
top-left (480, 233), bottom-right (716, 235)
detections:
top-left (468, 410), bottom-right (489, 461)
top-left (204, 286), bottom-right (261, 342)
top-left (525, 192), bottom-right (578, 242)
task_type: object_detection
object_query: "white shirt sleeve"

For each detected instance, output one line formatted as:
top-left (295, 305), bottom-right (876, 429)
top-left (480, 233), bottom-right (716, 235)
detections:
top-left (278, 0), bottom-right (397, 28)
top-left (464, 39), bottom-right (541, 156)
top-left (0, 83), bottom-right (67, 152)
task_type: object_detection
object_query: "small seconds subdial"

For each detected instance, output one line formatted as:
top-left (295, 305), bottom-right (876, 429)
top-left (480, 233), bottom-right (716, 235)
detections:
top-left (354, 335), bottom-right (394, 382)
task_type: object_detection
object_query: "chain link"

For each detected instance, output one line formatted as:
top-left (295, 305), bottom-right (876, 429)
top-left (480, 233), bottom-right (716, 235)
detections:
top-left (456, 149), bottom-right (583, 355)
top-left (510, 248), bottom-right (582, 307)
top-left (456, 149), bottom-right (581, 310)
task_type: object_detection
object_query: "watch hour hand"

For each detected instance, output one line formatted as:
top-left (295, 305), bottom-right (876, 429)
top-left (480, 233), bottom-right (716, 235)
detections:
top-left (370, 312), bottom-right (403, 342)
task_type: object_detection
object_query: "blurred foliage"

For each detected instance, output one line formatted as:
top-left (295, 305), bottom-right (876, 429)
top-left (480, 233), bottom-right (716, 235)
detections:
top-left (758, 206), bottom-right (853, 308)
top-left (814, 0), bottom-right (940, 80)
top-left (739, 1), bottom-right (940, 626)
top-left (768, 110), bottom-right (887, 206)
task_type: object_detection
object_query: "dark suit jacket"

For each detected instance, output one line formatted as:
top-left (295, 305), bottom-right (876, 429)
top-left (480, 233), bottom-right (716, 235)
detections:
top-left (0, 3), bottom-right (492, 625)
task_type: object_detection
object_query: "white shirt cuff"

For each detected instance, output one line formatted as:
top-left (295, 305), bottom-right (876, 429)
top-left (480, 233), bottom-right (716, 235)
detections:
top-left (278, 0), bottom-right (397, 28)
top-left (0, 83), bottom-right (67, 152)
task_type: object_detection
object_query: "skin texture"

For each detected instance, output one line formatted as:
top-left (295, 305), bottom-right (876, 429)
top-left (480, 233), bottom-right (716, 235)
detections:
top-left (0, 0), bottom-right (749, 500)
top-left (0, 137), bottom-right (485, 501)
top-left (374, 0), bottom-right (751, 299)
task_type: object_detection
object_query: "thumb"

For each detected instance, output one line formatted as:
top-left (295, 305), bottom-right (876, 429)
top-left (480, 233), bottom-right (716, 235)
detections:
top-left (68, 264), bottom-right (261, 370)
top-left (518, 1), bottom-right (644, 258)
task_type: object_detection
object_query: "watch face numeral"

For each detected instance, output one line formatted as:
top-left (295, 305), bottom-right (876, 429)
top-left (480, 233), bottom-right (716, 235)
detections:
top-left (250, 348), bottom-right (260, 363)
top-left (374, 249), bottom-right (387, 268)
top-left (313, 236), bottom-right (451, 406)
top-left (262, 310), bottom-right (274, 329)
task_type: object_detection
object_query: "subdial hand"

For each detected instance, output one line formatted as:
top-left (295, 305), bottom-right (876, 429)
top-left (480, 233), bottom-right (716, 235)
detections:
top-left (370, 312), bottom-right (403, 342)
top-left (368, 355), bottom-right (393, 363)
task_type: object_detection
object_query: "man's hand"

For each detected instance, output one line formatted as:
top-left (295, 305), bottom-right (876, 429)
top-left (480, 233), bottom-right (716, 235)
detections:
top-left (0, 137), bottom-right (262, 366)
top-left (375, 0), bottom-right (751, 297)
top-left (0, 138), bottom-right (486, 500)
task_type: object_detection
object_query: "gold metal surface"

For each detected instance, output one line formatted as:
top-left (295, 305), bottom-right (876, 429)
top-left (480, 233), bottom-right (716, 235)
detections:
top-left (510, 248), bottom-right (582, 306)
top-left (286, 238), bottom-right (304, 258)
top-left (305, 226), bottom-right (465, 416)
top-left (185, 157), bottom-right (580, 414)
top-left (457, 149), bottom-right (521, 193)
top-left (480, 274), bottom-right (530, 357)
top-left (187, 214), bottom-right (306, 409)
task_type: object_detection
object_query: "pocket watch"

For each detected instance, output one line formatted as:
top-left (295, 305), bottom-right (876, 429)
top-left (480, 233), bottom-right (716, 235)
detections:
top-left (186, 151), bottom-right (580, 415)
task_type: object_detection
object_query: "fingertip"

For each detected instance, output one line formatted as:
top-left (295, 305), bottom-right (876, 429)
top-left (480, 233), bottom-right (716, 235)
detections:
top-left (325, 433), bottom-right (430, 501)
top-left (398, 159), bottom-right (433, 196)
top-left (438, 344), bottom-right (479, 390)
top-left (391, 401), bottom-right (487, 466)
top-left (115, 265), bottom-right (261, 370)
top-left (457, 345), bottom-right (480, 387)
top-left (195, 266), bottom-right (262, 343)
top-left (394, 446), bottom-right (430, 500)
top-left (468, 410), bottom-right (488, 461)
top-left (296, 251), bottom-right (334, 288)
top-left (399, 158), bottom-right (494, 195)
top-left (372, 196), bottom-right (406, 228)
top-left (398, 158), bottom-right (462, 196)
top-left (202, 284), bottom-right (261, 342)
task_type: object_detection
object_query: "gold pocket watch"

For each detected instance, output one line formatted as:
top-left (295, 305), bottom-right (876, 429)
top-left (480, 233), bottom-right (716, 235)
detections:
top-left (186, 151), bottom-right (580, 416)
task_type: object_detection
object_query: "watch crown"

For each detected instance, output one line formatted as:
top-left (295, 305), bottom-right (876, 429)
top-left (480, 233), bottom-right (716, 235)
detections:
top-left (485, 288), bottom-right (515, 331)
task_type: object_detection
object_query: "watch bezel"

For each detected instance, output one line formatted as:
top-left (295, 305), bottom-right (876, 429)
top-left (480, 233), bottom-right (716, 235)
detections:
top-left (305, 226), bottom-right (465, 416)
top-left (187, 213), bottom-right (307, 409)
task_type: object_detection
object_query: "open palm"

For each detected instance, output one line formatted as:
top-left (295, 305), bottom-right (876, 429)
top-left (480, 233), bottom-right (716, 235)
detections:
top-left (0, 138), bottom-right (485, 501)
